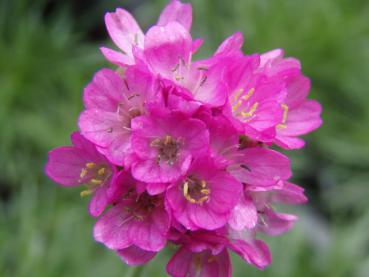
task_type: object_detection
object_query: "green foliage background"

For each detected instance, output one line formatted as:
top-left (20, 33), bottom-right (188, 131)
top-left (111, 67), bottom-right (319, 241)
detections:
top-left (1, 0), bottom-right (369, 276)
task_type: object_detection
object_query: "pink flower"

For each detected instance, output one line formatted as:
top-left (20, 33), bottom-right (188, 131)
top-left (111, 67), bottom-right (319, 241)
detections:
top-left (130, 111), bottom-right (209, 183)
top-left (167, 247), bottom-right (232, 277)
top-left (94, 189), bottom-right (170, 252)
top-left (166, 157), bottom-right (242, 230)
top-left (248, 181), bottom-right (307, 236)
top-left (79, 65), bottom-right (161, 166)
top-left (102, 0), bottom-right (192, 67)
top-left (200, 112), bottom-right (292, 188)
top-left (260, 49), bottom-right (323, 149)
top-left (221, 55), bottom-right (286, 141)
top-left (45, 132), bottom-right (121, 217)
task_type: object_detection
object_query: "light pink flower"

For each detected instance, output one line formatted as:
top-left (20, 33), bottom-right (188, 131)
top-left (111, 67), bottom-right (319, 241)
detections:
top-left (130, 111), bottom-right (209, 183)
top-left (166, 157), bottom-right (242, 230)
top-left (45, 132), bottom-right (121, 217)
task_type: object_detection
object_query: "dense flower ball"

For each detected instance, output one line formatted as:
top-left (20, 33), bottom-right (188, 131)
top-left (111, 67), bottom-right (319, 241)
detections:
top-left (46, 0), bottom-right (322, 276)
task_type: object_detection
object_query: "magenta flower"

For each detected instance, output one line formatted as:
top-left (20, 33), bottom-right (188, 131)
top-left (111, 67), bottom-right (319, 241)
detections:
top-left (260, 49), bottom-right (323, 148)
top-left (46, 0), bottom-right (322, 276)
top-left (79, 65), bottom-right (161, 166)
top-left (45, 132), bottom-right (121, 217)
top-left (94, 189), bottom-right (170, 252)
top-left (102, 0), bottom-right (192, 67)
top-left (130, 111), bottom-right (209, 183)
top-left (166, 157), bottom-right (242, 230)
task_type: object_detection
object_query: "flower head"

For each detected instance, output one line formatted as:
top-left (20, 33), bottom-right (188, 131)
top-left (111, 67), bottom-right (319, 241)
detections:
top-left (46, 0), bottom-right (322, 276)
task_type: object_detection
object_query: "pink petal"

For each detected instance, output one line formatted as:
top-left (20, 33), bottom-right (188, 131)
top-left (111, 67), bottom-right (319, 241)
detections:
top-left (274, 135), bottom-right (305, 149)
top-left (105, 8), bottom-right (144, 56)
top-left (45, 146), bottom-right (87, 186)
top-left (83, 68), bottom-right (124, 111)
top-left (78, 109), bottom-right (129, 148)
top-left (157, 0), bottom-right (192, 31)
top-left (215, 32), bottom-right (244, 57)
top-left (258, 208), bottom-right (297, 236)
top-left (93, 203), bottom-right (133, 250)
top-left (228, 195), bottom-right (257, 230)
top-left (207, 173), bottom-right (242, 214)
top-left (271, 182), bottom-right (308, 204)
top-left (189, 204), bottom-right (229, 231)
top-left (144, 22), bottom-right (192, 79)
top-left (278, 99), bottom-right (322, 137)
top-left (132, 154), bottom-right (191, 183)
top-left (166, 247), bottom-right (193, 277)
top-left (229, 239), bottom-right (271, 270)
top-left (100, 47), bottom-right (134, 66)
top-left (166, 185), bottom-right (199, 230)
top-left (117, 245), bottom-right (157, 265)
top-left (88, 185), bottom-right (109, 217)
top-left (192, 38), bottom-right (204, 53)
top-left (146, 183), bottom-right (168, 195)
top-left (229, 147), bottom-right (291, 187)
top-left (127, 208), bottom-right (169, 252)
top-left (260, 49), bottom-right (284, 67)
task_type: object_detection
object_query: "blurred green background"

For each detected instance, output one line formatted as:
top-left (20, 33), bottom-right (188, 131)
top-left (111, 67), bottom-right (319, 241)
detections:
top-left (1, 0), bottom-right (369, 276)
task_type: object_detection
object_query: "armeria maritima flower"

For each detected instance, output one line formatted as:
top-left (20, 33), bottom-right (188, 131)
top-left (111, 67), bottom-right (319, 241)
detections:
top-left (46, 0), bottom-right (322, 276)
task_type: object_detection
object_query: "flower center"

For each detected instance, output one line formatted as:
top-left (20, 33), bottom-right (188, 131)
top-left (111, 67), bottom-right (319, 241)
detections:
top-left (231, 87), bottom-right (259, 121)
top-left (151, 135), bottom-right (180, 165)
top-left (182, 177), bottom-right (211, 204)
top-left (124, 193), bottom-right (160, 221)
top-left (79, 162), bottom-right (111, 196)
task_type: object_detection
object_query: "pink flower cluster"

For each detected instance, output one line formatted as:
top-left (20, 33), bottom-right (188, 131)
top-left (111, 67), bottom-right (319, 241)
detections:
top-left (46, 1), bottom-right (322, 276)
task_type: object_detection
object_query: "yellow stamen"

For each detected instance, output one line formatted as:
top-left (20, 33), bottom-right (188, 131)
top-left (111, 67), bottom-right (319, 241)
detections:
top-left (80, 189), bottom-right (93, 197)
top-left (86, 162), bottom-right (96, 169)
top-left (241, 88), bottom-right (255, 101)
top-left (98, 167), bottom-right (106, 176)
top-left (175, 74), bottom-right (184, 81)
top-left (232, 100), bottom-right (242, 112)
top-left (281, 104), bottom-right (289, 123)
top-left (90, 179), bottom-right (103, 185)
top-left (241, 102), bottom-right (258, 117)
top-left (198, 196), bottom-right (209, 204)
top-left (232, 88), bottom-right (244, 101)
top-left (200, 189), bottom-right (210, 195)
top-left (80, 168), bottom-right (88, 179)
top-left (277, 104), bottom-right (289, 129)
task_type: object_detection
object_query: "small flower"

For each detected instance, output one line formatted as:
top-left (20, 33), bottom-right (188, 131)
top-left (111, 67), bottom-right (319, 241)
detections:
top-left (166, 157), bottom-right (242, 230)
top-left (94, 188), bottom-right (170, 252)
top-left (130, 111), bottom-right (209, 183)
top-left (45, 132), bottom-right (119, 217)
top-left (79, 65), bottom-right (161, 166)
top-left (260, 49), bottom-right (323, 149)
